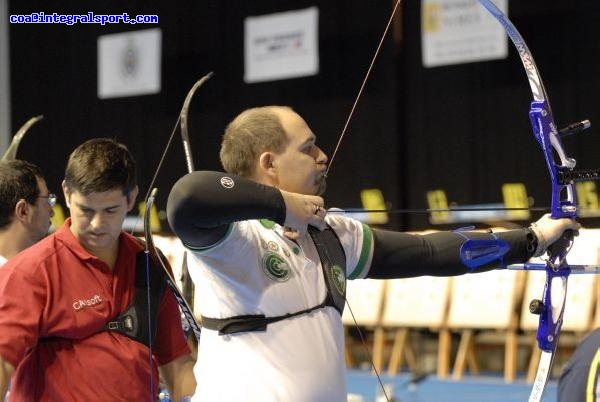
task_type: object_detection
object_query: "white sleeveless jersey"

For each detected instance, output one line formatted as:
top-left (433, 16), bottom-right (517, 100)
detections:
top-left (187, 214), bottom-right (373, 402)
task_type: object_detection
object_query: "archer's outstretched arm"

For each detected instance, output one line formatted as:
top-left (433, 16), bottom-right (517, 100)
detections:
top-left (367, 228), bottom-right (535, 279)
top-left (367, 214), bottom-right (579, 279)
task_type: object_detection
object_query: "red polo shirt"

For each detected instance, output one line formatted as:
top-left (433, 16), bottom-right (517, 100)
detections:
top-left (0, 219), bottom-right (190, 401)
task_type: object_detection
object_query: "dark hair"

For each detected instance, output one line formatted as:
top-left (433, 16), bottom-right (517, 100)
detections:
top-left (0, 160), bottom-right (45, 228)
top-left (64, 138), bottom-right (136, 196)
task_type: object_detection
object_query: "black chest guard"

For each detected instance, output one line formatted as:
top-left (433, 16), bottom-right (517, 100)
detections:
top-left (201, 224), bottom-right (347, 335)
top-left (103, 249), bottom-right (167, 348)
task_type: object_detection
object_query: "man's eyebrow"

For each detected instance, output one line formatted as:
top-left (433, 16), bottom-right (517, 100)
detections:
top-left (74, 202), bottom-right (121, 210)
top-left (300, 135), bottom-right (316, 146)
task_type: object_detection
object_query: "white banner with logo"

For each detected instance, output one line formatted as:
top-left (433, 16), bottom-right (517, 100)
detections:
top-left (98, 28), bottom-right (161, 98)
top-left (244, 7), bottom-right (319, 83)
top-left (421, 0), bottom-right (508, 68)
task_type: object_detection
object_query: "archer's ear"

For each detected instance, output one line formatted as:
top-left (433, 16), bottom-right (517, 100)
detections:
top-left (257, 152), bottom-right (278, 180)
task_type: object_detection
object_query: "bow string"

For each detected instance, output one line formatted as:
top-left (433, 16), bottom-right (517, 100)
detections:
top-left (324, 2), bottom-right (403, 401)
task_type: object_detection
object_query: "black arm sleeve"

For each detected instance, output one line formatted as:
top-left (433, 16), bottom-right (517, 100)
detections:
top-left (367, 228), bottom-right (537, 279)
top-left (167, 171), bottom-right (286, 248)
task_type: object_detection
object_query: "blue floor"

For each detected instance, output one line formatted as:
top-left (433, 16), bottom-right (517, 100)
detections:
top-left (346, 369), bottom-right (558, 402)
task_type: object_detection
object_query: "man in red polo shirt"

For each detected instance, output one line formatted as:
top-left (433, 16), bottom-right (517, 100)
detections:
top-left (0, 138), bottom-right (195, 401)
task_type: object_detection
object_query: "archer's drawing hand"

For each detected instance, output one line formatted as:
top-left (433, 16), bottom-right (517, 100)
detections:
top-left (280, 190), bottom-right (327, 240)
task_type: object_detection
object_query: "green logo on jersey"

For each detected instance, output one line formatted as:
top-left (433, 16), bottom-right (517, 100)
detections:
top-left (262, 252), bottom-right (291, 282)
top-left (331, 265), bottom-right (345, 294)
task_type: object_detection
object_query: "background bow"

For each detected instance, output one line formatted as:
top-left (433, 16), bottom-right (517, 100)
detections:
top-left (140, 74), bottom-right (214, 399)
top-left (1, 115), bottom-right (43, 162)
top-left (142, 73), bottom-right (215, 345)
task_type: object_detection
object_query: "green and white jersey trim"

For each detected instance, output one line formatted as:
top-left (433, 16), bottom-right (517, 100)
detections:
top-left (348, 223), bottom-right (373, 279)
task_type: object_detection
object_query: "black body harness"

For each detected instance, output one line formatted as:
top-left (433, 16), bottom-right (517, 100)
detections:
top-left (201, 225), bottom-right (347, 335)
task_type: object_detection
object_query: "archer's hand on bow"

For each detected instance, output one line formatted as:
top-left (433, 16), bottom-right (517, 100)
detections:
top-left (529, 213), bottom-right (581, 257)
top-left (280, 190), bottom-right (327, 239)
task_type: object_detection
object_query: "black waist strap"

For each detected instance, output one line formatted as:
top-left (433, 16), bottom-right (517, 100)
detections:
top-left (201, 298), bottom-right (331, 335)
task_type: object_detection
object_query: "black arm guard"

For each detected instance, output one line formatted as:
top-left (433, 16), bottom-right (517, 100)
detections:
top-left (167, 171), bottom-right (286, 248)
top-left (367, 228), bottom-right (536, 279)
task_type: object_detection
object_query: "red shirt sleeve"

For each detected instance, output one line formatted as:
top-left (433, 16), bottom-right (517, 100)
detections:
top-left (0, 259), bottom-right (45, 367)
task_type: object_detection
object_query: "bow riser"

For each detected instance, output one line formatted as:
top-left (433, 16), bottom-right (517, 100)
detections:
top-left (536, 270), bottom-right (568, 351)
top-left (528, 98), bottom-right (575, 360)
top-left (529, 101), bottom-right (577, 219)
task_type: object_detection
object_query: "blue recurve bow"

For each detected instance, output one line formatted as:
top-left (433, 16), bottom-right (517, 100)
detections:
top-left (477, 1), bottom-right (600, 400)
